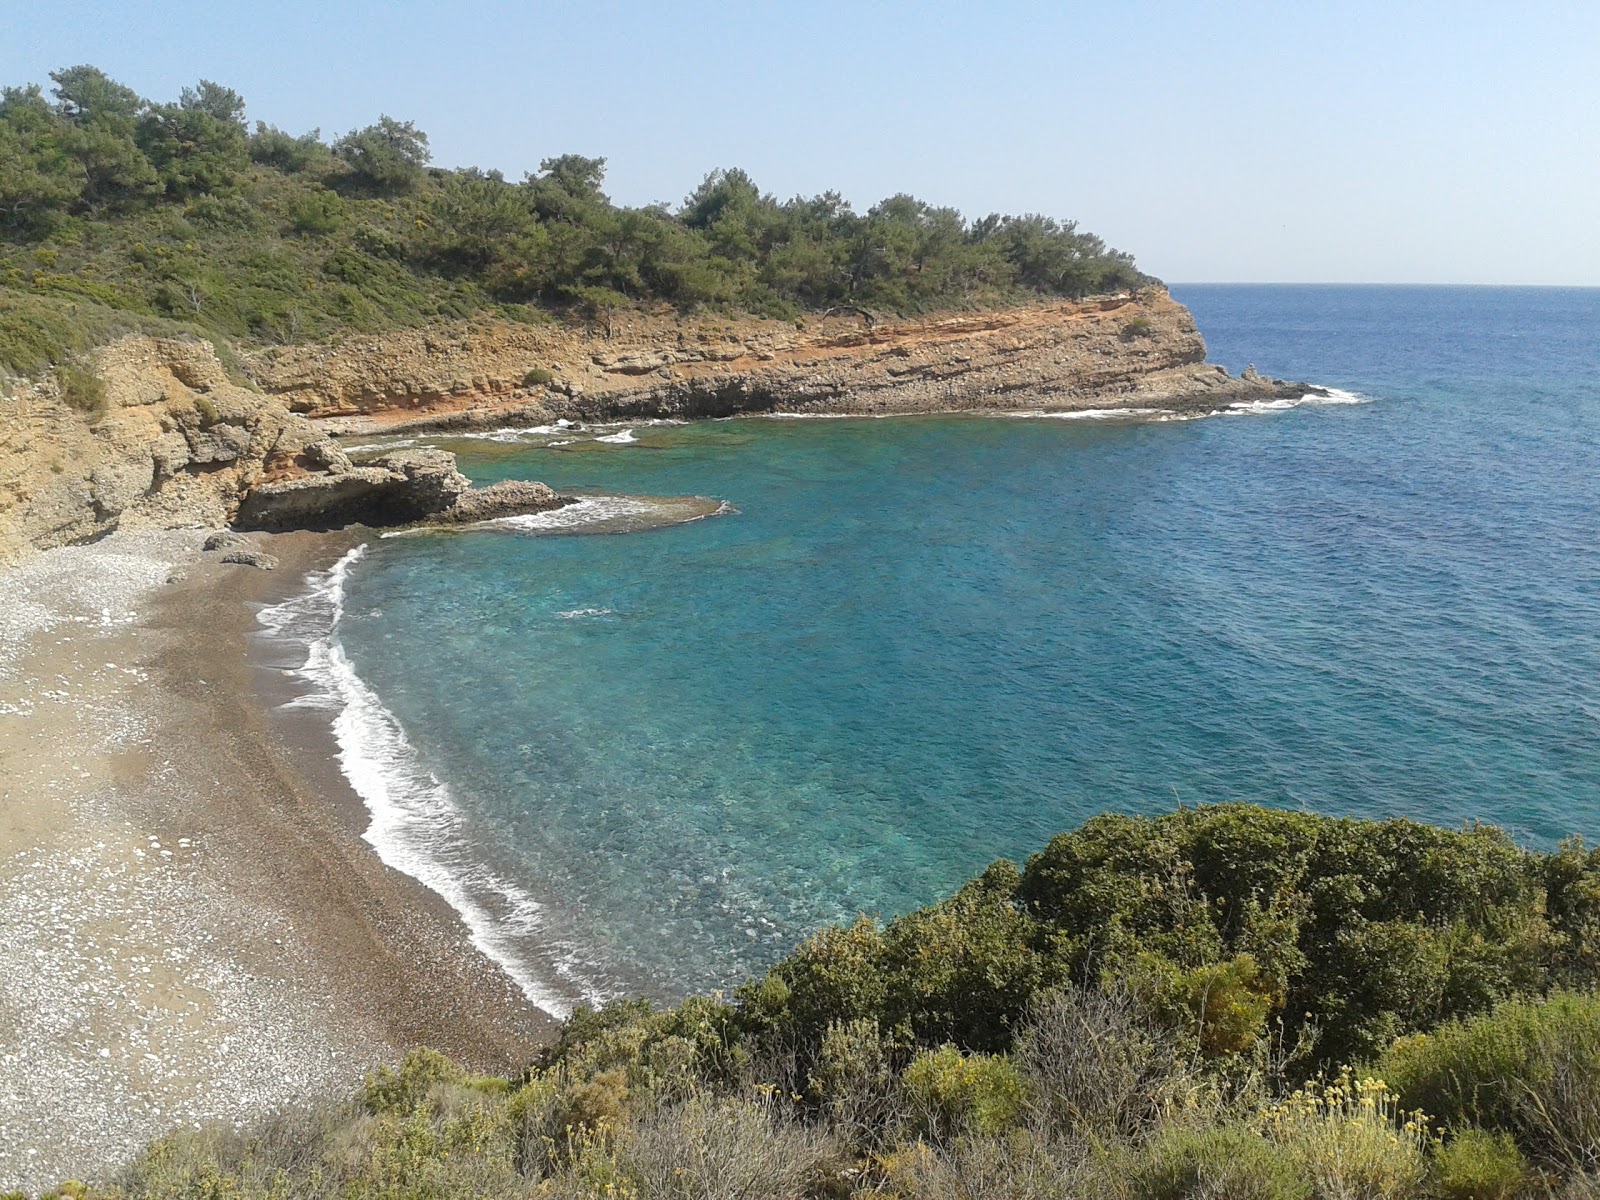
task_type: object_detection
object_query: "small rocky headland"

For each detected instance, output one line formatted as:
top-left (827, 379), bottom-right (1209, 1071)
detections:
top-left (0, 288), bottom-right (1315, 562)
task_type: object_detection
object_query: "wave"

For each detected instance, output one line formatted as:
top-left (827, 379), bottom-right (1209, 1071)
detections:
top-left (452, 419), bottom-right (680, 445)
top-left (555, 607), bottom-right (616, 619)
top-left (483, 493), bottom-right (727, 536)
top-left (256, 547), bottom-right (608, 1018)
top-left (1006, 407), bottom-right (1173, 421)
top-left (1225, 386), bottom-right (1370, 415)
top-left (492, 495), bottom-right (659, 532)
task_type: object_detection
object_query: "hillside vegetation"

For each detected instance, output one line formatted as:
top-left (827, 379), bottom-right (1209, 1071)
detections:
top-left (25, 804), bottom-right (1600, 1199)
top-left (0, 66), bottom-right (1147, 378)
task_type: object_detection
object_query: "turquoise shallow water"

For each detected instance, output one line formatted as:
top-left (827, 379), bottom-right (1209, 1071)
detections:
top-left (323, 286), bottom-right (1600, 1005)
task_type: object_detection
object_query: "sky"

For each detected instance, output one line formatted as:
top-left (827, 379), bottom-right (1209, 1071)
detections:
top-left (5, 1), bottom-right (1597, 285)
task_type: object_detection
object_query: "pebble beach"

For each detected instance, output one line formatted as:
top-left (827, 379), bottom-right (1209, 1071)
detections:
top-left (0, 529), bottom-right (553, 1192)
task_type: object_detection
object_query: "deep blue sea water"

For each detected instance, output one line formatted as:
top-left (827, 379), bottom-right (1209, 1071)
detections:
top-left (290, 286), bottom-right (1600, 1009)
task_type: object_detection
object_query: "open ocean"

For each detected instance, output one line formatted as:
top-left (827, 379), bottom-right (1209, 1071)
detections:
top-left (260, 285), bottom-right (1600, 1013)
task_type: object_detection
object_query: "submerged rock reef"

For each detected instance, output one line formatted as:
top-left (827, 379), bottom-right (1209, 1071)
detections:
top-left (0, 289), bottom-right (1313, 561)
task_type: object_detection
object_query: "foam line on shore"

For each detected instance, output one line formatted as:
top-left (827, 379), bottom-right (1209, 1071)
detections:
top-left (1225, 386), bottom-right (1370, 414)
top-left (257, 547), bottom-right (604, 1019)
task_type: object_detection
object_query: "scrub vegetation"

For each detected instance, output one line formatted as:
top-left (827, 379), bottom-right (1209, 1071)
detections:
top-left (24, 804), bottom-right (1600, 1198)
top-left (0, 65), bottom-right (1148, 378)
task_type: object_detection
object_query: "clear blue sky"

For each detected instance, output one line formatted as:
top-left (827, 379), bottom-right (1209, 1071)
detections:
top-left (6, 1), bottom-right (1597, 284)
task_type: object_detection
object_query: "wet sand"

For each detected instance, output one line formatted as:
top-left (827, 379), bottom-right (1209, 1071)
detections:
top-left (0, 529), bottom-right (555, 1192)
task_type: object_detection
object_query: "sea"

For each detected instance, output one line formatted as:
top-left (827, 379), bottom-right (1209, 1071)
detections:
top-left (257, 285), bottom-right (1600, 1015)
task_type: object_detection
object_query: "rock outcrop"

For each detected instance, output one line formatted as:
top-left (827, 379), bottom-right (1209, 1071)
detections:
top-left (235, 448), bottom-right (469, 531)
top-left (0, 339), bottom-right (567, 562)
top-left (248, 287), bottom-right (1318, 435)
top-left (0, 288), bottom-right (1317, 562)
top-left (429, 480), bottom-right (569, 525)
top-left (0, 336), bottom-right (338, 563)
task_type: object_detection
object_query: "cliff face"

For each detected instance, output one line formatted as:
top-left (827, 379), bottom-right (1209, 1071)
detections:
top-left (249, 288), bottom-right (1311, 433)
top-left (1, 290), bottom-right (1313, 562)
top-left (0, 337), bottom-right (336, 563)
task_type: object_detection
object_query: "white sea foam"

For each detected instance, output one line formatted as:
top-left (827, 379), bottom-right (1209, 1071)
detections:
top-left (490, 495), bottom-right (660, 532)
top-left (257, 547), bottom-right (607, 1018)
top-left (1225, 387), bottom-right (1370, 415)
top-left (594, 428), bottom-right (638, 444)
top-left (1007, 407), bottom-right (1172, 421)
top-left (340, 437), bottom-right (420, 453)
top-left (555, 607), bottom-right (616, 619)
top-left (453, 425), bottom-right (568, 441)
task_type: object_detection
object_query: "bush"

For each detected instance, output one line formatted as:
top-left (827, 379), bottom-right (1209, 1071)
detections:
top-left (1015, 984), bottom-right (1195, 1139)
top-left (1380, 991), bottom-right (1600, 1169)
top-left (1433, 1128), bottom-right (1530, 1200)
top-left (808, 1017), bottom-right (897, 1147)
top-left (621, 1092), bottom-right (838, 1200)
top-left (286, 187), bottom-right (344, 235)
top-left (1127, 1124), bottom-right (1310, 1200)
top-left (878, 1131), bottom-right (1090, 1200)
top-left (1144, 953), bottom-right (1275, 1058)
top-left (1260, 1071), bottom-right (1431, 1199)
top-left (55, 361), bottom-right (107, 417)
top-left (903, 1045), bottom-right (1026, 1139)
top-left (523, 365), bottom-right (555, 387)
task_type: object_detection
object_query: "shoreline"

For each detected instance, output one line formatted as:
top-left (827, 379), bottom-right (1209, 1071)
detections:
top-left (323, 383), bottom-right (1352, 441)
top-left (0, 529), bottom-right (554, 1192)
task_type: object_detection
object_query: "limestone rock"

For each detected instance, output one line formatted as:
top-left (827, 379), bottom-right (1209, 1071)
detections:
top-left (218, 548), bottom-right (279, 570)
top-left (247, 287), bottom-right (1316, 431)
top-left (0, 335), bottom-right (323, 564)
top-left (430, 480), bottom-right (572, 525)
top-left (234, 448), bottom-right (470, 532)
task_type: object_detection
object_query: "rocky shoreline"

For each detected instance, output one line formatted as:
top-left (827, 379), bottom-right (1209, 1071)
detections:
top-left (262, 287), bottom-right (1317, 435)
top-left (1, 287), bottom-right (1316, 564)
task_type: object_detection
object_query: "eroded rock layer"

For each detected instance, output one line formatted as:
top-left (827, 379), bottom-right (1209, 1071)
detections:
top-left (249, 288), bottom-right (1313, 434)
top-left (1, 290), bottom-right (1314, 561)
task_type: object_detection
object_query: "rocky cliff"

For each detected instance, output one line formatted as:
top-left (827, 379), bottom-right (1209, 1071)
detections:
top-left (0, 338), bottom-right (564, 563)
top-left (0, 337), bottom-right (336, 563)
top-left (250, 287), bottom-right (1314, 434)
top-left (1, 290), bottom-right (1314, 562)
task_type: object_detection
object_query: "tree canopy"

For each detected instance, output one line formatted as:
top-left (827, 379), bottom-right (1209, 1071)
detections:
top-left (0, 65), bottom-right (1150, 364)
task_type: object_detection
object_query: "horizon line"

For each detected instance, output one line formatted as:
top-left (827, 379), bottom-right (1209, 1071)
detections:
top-left (1167, 280), bottom-right (1600, 289)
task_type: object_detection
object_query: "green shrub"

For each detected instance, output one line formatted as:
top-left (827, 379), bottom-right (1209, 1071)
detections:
top-left (808, 1017), bottom-right (897, 1146)
top-left (1433, 1128), bottom-right (1530, 1200)
top-left (902, 1044), bottom-right (1025, 1139)
top-left (523, 365), bottom-right (555, 387)
top-left (55, 361), bottom-right (107, 417)
top-left (1144, 953), bottom-right (1275, 1057)
top-left (1380, 991), bottom-right (1600, 1168)
top-left (285, 187), bottom-right (345, 235)
top-left (1127, 1124), bottom-right (1310, 1200)
top-left (363, 1046), bottom-right (468, 1114)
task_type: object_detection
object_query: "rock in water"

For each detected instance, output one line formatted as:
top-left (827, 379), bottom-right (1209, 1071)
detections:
top-left (429, 480), bottom-right (572, 524)
top-left (234, 448), bottom-right (471, 531)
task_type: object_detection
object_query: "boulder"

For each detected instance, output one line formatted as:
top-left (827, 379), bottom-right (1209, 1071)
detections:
top-left (218, 549), bottom-right (279, 570)
top-left (202, 530), bottom-right (252, 552)
top-left (235, 448), bottom-right (471, 531)
top-left (429, 480), bottom-right (572, 524)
